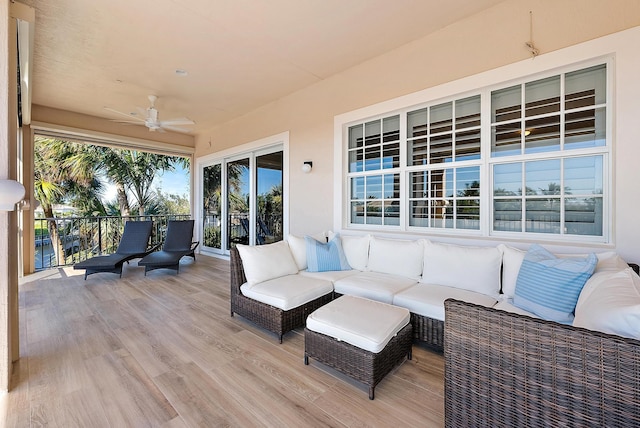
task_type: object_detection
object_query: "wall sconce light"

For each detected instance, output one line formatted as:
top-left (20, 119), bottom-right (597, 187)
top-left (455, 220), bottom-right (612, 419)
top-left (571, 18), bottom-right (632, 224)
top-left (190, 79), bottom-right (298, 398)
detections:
top-left (302, 161), bottom-right (313, 173)
top-left (0, 179), bottom-right (25, 211)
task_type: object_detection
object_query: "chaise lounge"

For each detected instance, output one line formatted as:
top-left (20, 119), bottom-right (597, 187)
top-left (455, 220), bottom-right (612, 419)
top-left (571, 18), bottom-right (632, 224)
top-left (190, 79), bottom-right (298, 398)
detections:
top-left (73, 220), bottom-right (156, 280)
top-left (138, 220), bottom-right (199, 275)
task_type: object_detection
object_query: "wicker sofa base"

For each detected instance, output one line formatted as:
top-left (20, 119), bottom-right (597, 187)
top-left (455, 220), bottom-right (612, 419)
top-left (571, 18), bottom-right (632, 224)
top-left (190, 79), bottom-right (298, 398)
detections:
top-left (304, 323), bottom-right (413, 399)
top-left (411, 312), bottom-right (444, 352)
top-left (231, 292), bottom-right (333, 343)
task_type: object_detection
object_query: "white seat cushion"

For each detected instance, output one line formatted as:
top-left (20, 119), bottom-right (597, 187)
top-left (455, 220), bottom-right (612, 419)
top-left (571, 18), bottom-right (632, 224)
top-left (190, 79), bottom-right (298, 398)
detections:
top-left (493, 299), bottom-right (539, 318)
top-left (240, 274), bottom-right (333, 311)
top-left (333, 271), bottom-right (417, 304)
top-left (392, 284), bottom-right (497, 321)
top-left (306, 295), bottom-right (410, 353)
top-left (299, 269), bottom-right (359, 283)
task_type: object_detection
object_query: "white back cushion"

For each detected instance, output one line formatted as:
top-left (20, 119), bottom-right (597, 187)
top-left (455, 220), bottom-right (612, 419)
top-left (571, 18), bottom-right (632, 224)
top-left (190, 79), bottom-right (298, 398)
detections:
top-left (236, 241), bottom-right (299, 285)
top-left (574, 268), bottom-right (640, 339)
top-left (340, 234), bottom-right (370, 271)
top-left (422, 241), bottom-right (502, 297)
top-left (366, 236), bottom-right (424, 279)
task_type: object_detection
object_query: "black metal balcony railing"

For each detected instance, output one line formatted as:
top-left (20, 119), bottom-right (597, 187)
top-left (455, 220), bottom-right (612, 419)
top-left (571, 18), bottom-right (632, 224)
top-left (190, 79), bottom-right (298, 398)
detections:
top-left (35, 214), bottom-right (191, 271)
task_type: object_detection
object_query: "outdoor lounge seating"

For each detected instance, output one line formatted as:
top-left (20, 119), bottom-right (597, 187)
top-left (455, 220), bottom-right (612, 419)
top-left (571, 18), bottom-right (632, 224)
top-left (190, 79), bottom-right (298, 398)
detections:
top-left (73, 220), bottom-right (155, 280)
top-left (138, 220), bottom-right (199, 275)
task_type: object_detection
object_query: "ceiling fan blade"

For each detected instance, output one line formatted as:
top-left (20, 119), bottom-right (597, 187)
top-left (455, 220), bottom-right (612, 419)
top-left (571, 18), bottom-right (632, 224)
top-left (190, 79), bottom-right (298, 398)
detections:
top-left (161, 124), bottom-right (192, 134)
top-left (104, 107), bottom-right (145, 122)
top-left (111, 120), bottom-right (145, 125)
top-left (160, 118), bottom-right (195, 126)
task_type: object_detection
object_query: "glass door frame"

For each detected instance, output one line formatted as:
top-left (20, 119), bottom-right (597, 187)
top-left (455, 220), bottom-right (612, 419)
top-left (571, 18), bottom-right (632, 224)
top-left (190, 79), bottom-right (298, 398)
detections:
top-left (195, 132), bottom-right (289, 257)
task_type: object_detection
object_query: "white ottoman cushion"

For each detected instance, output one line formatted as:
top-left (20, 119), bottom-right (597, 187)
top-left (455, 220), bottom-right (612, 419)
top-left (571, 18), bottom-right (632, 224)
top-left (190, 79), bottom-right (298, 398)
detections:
top-left (306, 295), bottom-right (410, 353)
top-left (333, 271), bottom-right (417, 304)
top-left (392, 284), bottom-right (498, 321)
top-left (240, 274), bottom-right (333, 311)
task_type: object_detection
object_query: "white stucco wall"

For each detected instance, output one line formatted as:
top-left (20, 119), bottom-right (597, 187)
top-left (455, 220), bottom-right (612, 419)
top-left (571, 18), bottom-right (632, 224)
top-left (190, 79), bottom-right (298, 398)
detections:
top-left (194, 0), bottom-right (640, 262)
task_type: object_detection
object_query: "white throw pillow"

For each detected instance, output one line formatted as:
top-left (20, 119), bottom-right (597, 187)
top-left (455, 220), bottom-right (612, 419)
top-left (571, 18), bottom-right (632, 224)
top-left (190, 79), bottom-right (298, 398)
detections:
top-left (340, 234), bottom-right (370, 271)
top-left (574, 268), bottom-right (640, 339)
top-left (366, 236), bottom-right (424, 279)
top-left (286, 233), bottom-right (326, 271)
top-left (422, 241), bottom-right (502, 297)
top-left (499, 244), bottom-right (630, 299)
top-left (236, 241), bottom-right (299, 286)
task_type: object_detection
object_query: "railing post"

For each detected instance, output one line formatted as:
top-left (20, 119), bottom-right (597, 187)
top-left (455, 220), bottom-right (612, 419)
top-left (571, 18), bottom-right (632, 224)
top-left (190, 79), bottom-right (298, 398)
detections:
top-left (98, 218), bottom-right (102, 255)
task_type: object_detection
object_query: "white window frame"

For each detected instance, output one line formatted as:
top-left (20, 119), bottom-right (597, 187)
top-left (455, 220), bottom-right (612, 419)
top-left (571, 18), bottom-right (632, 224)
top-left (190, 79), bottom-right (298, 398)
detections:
top-left (334, 57), bottom-right (613, 244)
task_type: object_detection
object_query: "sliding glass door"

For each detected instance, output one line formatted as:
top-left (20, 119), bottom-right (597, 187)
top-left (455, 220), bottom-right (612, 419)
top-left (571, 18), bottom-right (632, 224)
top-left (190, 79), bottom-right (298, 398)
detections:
top-left (200, 146), bottom-right (284, 254)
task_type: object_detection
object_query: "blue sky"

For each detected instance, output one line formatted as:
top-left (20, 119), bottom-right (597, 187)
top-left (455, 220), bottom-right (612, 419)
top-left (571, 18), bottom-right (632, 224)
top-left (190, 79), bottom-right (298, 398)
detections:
top-left (103, 164), bottom-right (190, 201)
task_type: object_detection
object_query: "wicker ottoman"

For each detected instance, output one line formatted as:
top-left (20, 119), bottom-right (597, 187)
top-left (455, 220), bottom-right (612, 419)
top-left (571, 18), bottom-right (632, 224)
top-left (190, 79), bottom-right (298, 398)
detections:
top-left (304, 295), bottom-right (412, 399)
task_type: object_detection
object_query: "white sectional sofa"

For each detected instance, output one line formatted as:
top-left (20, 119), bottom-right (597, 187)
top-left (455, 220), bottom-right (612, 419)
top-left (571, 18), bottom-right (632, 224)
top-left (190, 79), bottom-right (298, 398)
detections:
top-left (230, 233), bottom-right (639, 348)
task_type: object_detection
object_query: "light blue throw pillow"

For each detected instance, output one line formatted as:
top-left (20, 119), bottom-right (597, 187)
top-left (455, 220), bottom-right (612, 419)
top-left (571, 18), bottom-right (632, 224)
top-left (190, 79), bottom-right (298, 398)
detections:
top-left (305, 235), bottom-right (351, 273)
top-left (513, 244), bottom-right (597, 323)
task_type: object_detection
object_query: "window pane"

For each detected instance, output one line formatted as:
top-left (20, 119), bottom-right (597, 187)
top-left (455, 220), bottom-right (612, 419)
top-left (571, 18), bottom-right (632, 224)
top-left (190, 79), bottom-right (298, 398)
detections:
top-left (492, 85), bottom-right (521, 122)
top-left (492, 123), bottom-right (521, 157)
top-left (408, 137), bottom-right (428, 166)
top-left (365, 175), bottom-right (383, 199)
top-left (525, 115), bottom-right (560, 154)
top-left (456, 129), bottom-right (481, 161)
top-left (430, 102), bottom-right (452, 133)
top-left (565, 108), bottom-right (606, 149)
top-left (494, 199), bottom-right (522, 232)
top-left (456, 200), bottom-right (480, 230)
top-left (351, 201), bottom-right (364, 224)
top-left (203, 164), bottom-right (222, 249)
top-left (366, 201), bottom-right (383, 225)
top-left (349, 149), bottom-right (363, 172)
top-left (364, 120), bottom-right (381, 146)
top-left (383, 116), bottom-right (400, 142)
top-left (364, 145), bottom-right (381, 171)
top-left (351, 176), bottom-right (365, 199)
top-left (410, 200), bottom-right (429, 227)
top-left (408, 108), bottom-right (428, 137)
top-left (410, 171), bottom-right (428, 199)
top-left (431, 200), bottom-right (453, 229)
top-left (227, 158), bottom-right (250, 248)
top-left (565, 197), bottom-right (603, 236)
top-left (384, 201), bottom-right (400, 225)
top-left (525, 160), bottom-right (561, 195)
top-left (383, 142), bottom-right (400, 169)
top-left (525, 76), bottom-right (560, 116)
top-left (431, 169), bottom-right (453, 198)
top-left (494, 163), bottom-right (522, 196)
top-left (256, 152), bottom-right (283, 245)
top-left (456, 167), bottom-right (480, 197)
top-left (430, 134), bottom-right (452, 164)
top-left (384, 174), bottom-right (400, 199)
top-left (349, 124), bottom-right (363, 149)
top-left (565, 64), bottom-right (606, 108)
top-left (565, 156), bottom-right (603, 195)
top-left (456, 95), bottom-right (481, 129)
top-left (525, 199), bottom-right (561, 234)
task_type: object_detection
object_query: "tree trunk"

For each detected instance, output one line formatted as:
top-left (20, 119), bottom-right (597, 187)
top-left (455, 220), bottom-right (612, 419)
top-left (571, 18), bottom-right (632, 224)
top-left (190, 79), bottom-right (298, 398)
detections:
top-left (43, 205), bottom-right (65, 266)
top-left (116, 183), bottom-right (130, 217)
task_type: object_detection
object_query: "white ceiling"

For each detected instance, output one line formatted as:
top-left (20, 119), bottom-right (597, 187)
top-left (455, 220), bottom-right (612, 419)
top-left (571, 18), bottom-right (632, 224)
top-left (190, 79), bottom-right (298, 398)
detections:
top-left (21, 0), bottom-right (505, 135)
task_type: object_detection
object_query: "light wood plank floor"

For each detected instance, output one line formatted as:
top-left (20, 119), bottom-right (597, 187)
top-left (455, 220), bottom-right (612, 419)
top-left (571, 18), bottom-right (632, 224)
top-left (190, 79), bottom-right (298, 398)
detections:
top-left (2, 255), bottom-right (445, 427)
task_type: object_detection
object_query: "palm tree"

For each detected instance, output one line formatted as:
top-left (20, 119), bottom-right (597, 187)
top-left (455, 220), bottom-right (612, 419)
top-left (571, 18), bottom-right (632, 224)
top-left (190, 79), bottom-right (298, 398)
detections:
top-left (34, 138), bottom-right (102, 264)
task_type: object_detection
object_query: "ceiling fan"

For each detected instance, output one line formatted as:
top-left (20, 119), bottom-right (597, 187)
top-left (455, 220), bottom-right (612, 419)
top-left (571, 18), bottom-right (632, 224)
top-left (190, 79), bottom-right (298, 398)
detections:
top-left (105, 95), bottom-right (195, 133)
